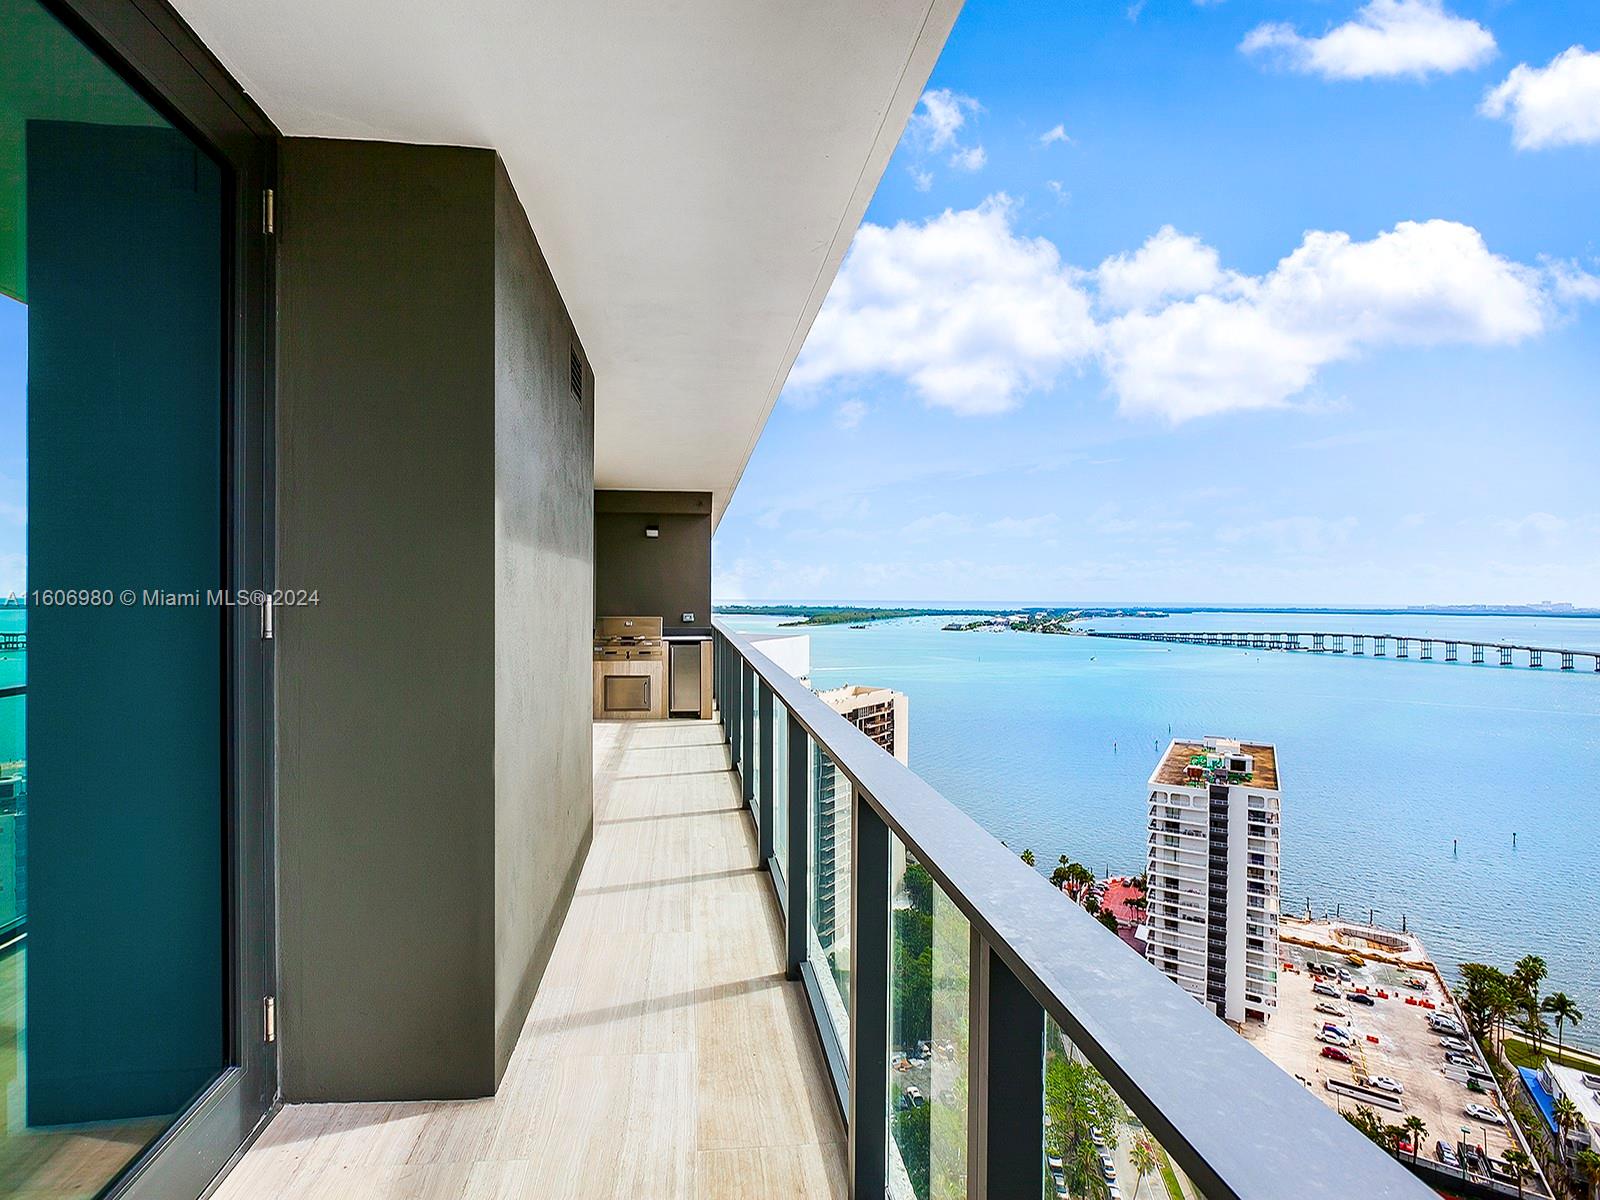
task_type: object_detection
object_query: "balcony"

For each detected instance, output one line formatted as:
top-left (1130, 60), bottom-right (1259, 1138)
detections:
top-left (201, 624), bottom-right (1435, 1200)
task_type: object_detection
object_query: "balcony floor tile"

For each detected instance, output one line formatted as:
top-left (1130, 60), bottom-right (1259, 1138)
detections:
top-left (214, 718), bottom-right (844, 1200)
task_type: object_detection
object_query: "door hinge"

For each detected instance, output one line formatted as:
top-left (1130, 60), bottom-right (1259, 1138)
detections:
top-left (263, 188), bottom-right (275, 235)
top-left (262, 995), bottom-right (277, 1043)
top-left (261, 593), bottom-right (275, 641)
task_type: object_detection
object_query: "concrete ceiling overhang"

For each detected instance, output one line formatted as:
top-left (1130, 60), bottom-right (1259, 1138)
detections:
top-left (171, 0), bottom-right (963, 524)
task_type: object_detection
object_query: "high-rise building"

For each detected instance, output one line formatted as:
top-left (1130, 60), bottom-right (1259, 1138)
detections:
top-left (1144, 737), bottom-right (1281, 1024)
top-left (812, 685), bottom-right (908, 954)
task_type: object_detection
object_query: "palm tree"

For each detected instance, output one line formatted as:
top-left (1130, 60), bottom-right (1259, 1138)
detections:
top-left (1402, 1115), bottom-right (1427, 1164)
top-left (1129, 1136), bottom-right (1158, 1199)
top-left (1020, 848), bottom-right (1036, 867)
top-left (1502, 1147), bottom-right (1532, 1198)
top-left (1068, 862), bottom-right (1097, 904)
top-left (1554, 1095), bottom-right (1582, 1163)
top-left (1050, 854), bottom-right (1071, 889)
top-left (1513, 955), bottom-right (1548, 1050)
top-left (1542, 992), bottom-right (1584, 1066)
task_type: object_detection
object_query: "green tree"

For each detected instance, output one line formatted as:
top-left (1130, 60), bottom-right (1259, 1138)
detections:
top-left (1342, 1105), bottom-right (1387, 1147)
top-left (1129, 1137), bottom-right (1158, 1200)
top-left (1064, 861), bottom-right (1097, 903)
top-left (1554, 1095), bottom-right (1582, 1162)
top-left (1502, 1147), bottom-right (1532, 1198)
top-left (1512, 954), bottom-right (1548, 1051)
top-left (1050, 855), bottom-right (1071, 889)
top-left (1460, 962), bottom-right (1517, 1049)
top-left (1575, 1148), bottom-right (1600, 1200)
top-left (1542, 992), bottom-right (1584, 1065)
top-left (1044, 1042), bottom-right (1122, 1198)
top-left (893, 864), bottom-right (935, 1057)
top-left (893, 1102), bottom-right (930, 1198)
top-left (1098, 909), bottom-right (1121, 935)
top-left (1402, 1115), bottom-right (1427, 1163)
top-left (1021, 847), bottom-right (1035, 867)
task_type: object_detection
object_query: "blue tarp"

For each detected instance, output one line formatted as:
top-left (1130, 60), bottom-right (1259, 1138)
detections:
top-left (1518, 1066), bottom-right (1559, 1135)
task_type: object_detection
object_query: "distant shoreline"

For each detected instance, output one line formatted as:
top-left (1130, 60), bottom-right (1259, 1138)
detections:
top-left (715, 602), bottom-right (1600, 625)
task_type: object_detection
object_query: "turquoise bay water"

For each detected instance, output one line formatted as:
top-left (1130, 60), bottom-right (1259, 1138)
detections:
top-left (0, 608), bottom-right (20, 764)
top-left (725, 611), bottom-right (1600, 1048)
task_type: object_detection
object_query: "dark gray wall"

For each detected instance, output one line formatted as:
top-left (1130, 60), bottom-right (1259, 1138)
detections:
top-left (277, 139), bottom-right (593, 1102)
top-left (491, 160), bottom-right (594, 1076)
top-left (595, 491), bottom-right (712, 636)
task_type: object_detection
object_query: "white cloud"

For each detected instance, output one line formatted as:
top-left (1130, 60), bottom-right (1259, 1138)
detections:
top-left (1241, 0), bottom-right (1495, 80)
top-left (1547, 260), bottom-right (1600, 304)
top-left (1126, 0), bottom-right (1146, 22)
top-left (949, 145), bottom-right (987, 171)
top-left (901, 512), bottom-right (973, 541)
top-left (789, 196), bottom-right (1099, 415)
top-left (1095, 225), bottom-right (1229, 313)
top-left (1216, 516), bottom-right (1360, 556)
top-left (1046, 180), bottom-right (1070, 205)
top-left (909, 167), bottom-right (933, 192)
top-left (834, 399), bottom-right (867, 430)
top-left (1481, 46), bottom-right (1600, 149)
top-left (1040, 124), bottom-right (1071, 146)
top-left (1493, 512), bottom-right (1567, 539)
top-left (988, 514), bottom-right (1060, 539)
top-left (1102, 219), bottom-right (1553, 421)
top-left (910, 89), bottom-right (980, 152)
top-left (791, 199), bottom-right (1588, 424)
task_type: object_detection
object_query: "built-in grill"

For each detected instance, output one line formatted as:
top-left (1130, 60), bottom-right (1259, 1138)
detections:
top-left (593, 615), bottom-right (664, 661)
top-left (594, 616), bottom-right (665, 718)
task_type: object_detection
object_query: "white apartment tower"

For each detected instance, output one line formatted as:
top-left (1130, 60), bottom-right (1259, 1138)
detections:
top-left (1144, 737), bottom-right (1281, 1024)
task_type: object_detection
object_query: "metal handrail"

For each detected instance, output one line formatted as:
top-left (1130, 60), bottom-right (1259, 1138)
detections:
top-left (714, 617), bottom-right (1435, 1200)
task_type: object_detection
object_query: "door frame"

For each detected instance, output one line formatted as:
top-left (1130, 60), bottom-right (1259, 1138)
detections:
top-left (31, 0), bottom-right (280, 1195)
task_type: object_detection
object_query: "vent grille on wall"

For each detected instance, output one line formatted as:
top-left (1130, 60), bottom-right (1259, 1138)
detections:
top-left (570, 348), bottom-right (584, 403)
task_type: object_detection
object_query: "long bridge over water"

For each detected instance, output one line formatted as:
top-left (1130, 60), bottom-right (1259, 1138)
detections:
top-left (1083, 628), bottom-right (1600, 672)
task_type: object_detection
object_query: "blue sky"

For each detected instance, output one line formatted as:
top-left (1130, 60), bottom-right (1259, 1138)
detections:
top-left (713, 0), bottom-right (1600, 607)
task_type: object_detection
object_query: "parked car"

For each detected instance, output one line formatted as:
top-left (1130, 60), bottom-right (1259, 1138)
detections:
top-left (1312, 982), bottom-right (1340, 997)
top-left (1346, 992), bottom-right (1376, 1006)
top-left (1430, 1012), bottom-right (1464, 1033)
top-left (1337, 967), bottom-right (1352, 982)
top-left (1464, 1103), bottom-right (1504, 1124)
top-left (1445, 1051), bottom-right (1477, 1068)
top-left (900, 1086), bottom-right (925, 1110)
top-left (1320, 1045), bottom-right (1353, 1063)
top-left (1314, 1002), bottom-right (1346, 1017)
top-left (1365, 1075), bottom-right (1404, 1094)
top-left (1440, 1036), bottom-right (1471, 1052)
top-left (1436, 1140), bottom-right (1460, 1167)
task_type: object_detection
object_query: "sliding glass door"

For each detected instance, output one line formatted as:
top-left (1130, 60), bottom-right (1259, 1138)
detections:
top-left (0, 0), bottom-right (275, 1196)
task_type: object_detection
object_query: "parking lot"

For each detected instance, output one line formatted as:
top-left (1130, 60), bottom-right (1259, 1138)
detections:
top-left (1242, 942), bottom-right (1532, 1183)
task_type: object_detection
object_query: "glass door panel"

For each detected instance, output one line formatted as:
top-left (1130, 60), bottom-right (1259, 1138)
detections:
top-left (2, 0), bottom-right (227, 1194)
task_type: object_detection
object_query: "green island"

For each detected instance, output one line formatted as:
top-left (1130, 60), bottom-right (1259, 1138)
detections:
top-left (714, 604), bottom-right (1170, 630)
top-left (713, 604), bottom-right (986, 627)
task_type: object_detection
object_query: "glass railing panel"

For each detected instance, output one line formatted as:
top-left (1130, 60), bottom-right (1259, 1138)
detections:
top-left (890, 843), bottom-right (970, 1200)
top-left (1044, 1014), bottom-right (1209, 1200)
top-left (808, 744), bottom-right (851, 1058)
top-left (0, 688), bottom-right (23, 942)
top-left (749, 689), bottom-right (762, 825)
top-left (773, 698), bottom-right (788, 877)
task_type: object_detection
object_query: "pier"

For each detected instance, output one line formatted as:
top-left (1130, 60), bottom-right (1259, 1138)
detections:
top-left (1083, 629), bottom-right (1600, 672)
